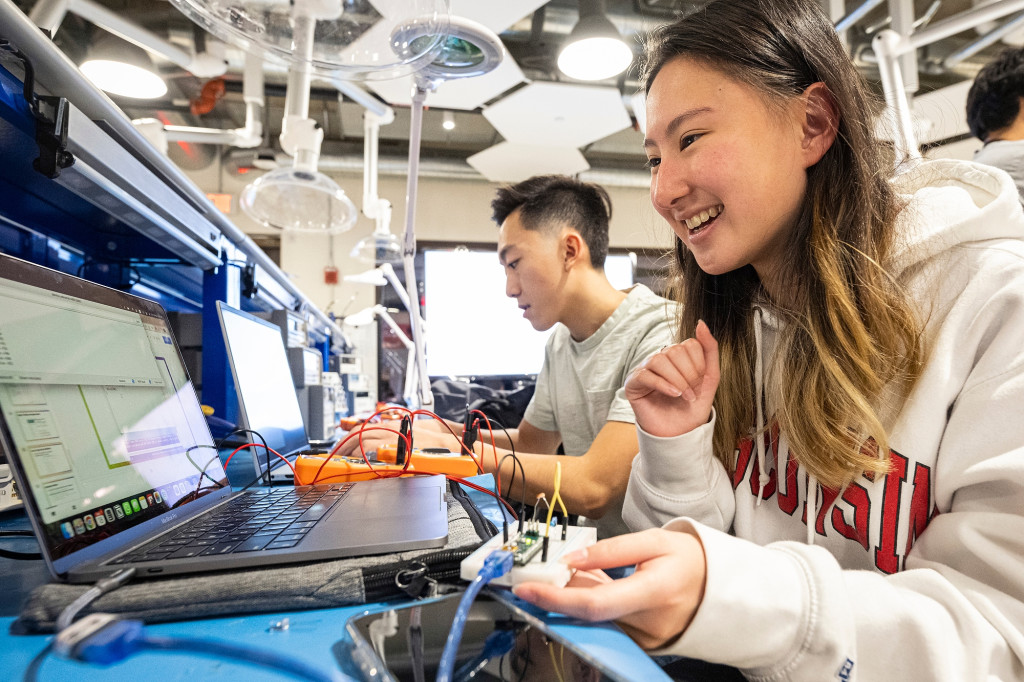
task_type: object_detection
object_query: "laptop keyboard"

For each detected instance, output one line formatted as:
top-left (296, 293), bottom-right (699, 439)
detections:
top-left (110, 483), bottom-right (353, 564)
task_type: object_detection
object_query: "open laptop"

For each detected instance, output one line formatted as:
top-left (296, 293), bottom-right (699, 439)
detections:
top-left (216, 302), bottom-right (324, 483)
top-left (0, 253), bottom-right (448, 583)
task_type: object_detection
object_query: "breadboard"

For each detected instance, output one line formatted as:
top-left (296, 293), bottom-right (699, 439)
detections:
top-left (460, 525), bottom-right (597, 588)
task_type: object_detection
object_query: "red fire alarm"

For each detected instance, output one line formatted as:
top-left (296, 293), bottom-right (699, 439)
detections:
top-left (324, 265), bottom-right (339, 284)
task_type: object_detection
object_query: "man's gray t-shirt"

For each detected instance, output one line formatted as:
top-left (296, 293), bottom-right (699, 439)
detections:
top-left (974, 140), bottom-right (1024, 201)
top-left (522, 283), bottom-right (677, 538)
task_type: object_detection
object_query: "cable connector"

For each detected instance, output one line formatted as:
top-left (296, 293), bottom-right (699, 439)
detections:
top-left (479, 549), bottom-right (513, 581)
top-left (54, 613), bottom-right (145, 664)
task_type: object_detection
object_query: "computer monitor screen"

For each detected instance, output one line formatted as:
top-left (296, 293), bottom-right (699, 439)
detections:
top-left (423, 249), bottom-right (634, 377)
top-left (217, 304), bottom-right (308, 465)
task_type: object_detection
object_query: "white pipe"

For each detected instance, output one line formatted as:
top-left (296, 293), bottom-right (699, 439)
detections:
top-left (402, 83), bottom-right (432, 409)
top-left (873, 30), bottom-right (921, 160)
top-left (943, 10), bottom-right (1024, 69)
top-left (379, 263), bottom-right (413, 313)
top-left (906, 0), bottom-right (1024, 52)
top-left (835, 0), bottom-right (886, 32)
top-left (331, 78), bottom-right (394, 120)
top-left (160, 51), bottom-right (264, 148)
top-left (28, 0), bottom-right (69, 36)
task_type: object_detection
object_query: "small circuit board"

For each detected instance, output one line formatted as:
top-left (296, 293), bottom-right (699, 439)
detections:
top-left (460, 525), bottom-right (598, 587)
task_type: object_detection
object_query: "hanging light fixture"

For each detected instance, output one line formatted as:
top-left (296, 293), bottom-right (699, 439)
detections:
top-left (442, 111), bottom-right (455, 130)
top-left (557, 0), bottom-right (632, 81)
top-left (240, 1), bottom-right (357, 235)
top-left (80, 33), bottom-right (167, 99)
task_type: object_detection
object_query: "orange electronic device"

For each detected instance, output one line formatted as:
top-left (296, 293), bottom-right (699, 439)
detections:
top-left (293, 455), bottom-right (410, 485)
top-left (375, 444), bottom-right (480, 478)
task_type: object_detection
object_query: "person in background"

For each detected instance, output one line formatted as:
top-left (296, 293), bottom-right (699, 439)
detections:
top-left (339, 175), bottom-right (677, 539)
top-left (513, 1), bottom-right (1024, 680)
top-left (967, 45), bottom-right (1024, 198)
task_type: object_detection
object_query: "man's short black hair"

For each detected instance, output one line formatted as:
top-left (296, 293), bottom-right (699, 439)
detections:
top-left (490, 175), bottom-right (612, 268)
top-left (967, 46), bottom-right (1024, 142)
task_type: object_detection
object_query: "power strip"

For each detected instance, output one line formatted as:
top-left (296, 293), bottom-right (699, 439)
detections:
top-left (460, 525), bottom-right (597, 588)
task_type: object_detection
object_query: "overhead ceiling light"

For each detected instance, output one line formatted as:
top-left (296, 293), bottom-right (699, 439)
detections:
top-left (557, 0), bottom-right (632, 81)
top-left (80, 34), bottom-right (167, 99)
top-left (442, 111), bottom-right (455, 130)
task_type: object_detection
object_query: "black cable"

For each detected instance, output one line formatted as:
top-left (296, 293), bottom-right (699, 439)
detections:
top-left (0, 547), bottom-right (42, 560)
top-left (0, 529), bottom-right (42, 560)
top-left (185, 445), bottom-right (225, 489)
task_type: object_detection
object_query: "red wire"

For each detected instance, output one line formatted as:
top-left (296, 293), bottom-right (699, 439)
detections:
top-left (223, 443), bottom-right (298, 477)
top-left (470, 410), bottom-right (503, 495)
top-left (311, 426), bottom-right (411, 484)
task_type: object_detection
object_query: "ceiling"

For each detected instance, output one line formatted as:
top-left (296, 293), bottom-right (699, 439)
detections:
top-left (9, 0), bottom-right (1019, 182)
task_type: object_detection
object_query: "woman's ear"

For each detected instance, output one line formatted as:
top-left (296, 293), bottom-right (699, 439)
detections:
top-left (800, 82), bottom-right (839, 168)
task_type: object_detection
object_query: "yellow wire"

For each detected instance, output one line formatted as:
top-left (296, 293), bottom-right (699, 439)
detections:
top-left (547, 638), bottom-right (567, 682)
top-left (545, 461), bottom-right (568, 535)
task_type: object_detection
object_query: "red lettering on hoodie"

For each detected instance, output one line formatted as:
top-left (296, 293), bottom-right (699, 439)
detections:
top-left (733, 438), bottom-right (755, 489)
top-left (832, 482), bottom-right (871, 550)
top-left (777, 447), bottom-right (801, 515)
top-left (876, 451), bottom-right (908, 574)
top-left (905, 460), bottom-right (933, 559)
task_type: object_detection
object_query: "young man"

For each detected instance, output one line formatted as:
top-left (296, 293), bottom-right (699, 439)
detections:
top-left (340, 175), bottom-right (676, 538)
top-left (967, 46), bottom-right (1024, 198)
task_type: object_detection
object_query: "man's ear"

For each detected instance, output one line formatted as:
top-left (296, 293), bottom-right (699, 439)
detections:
top-left (800, 82), bottom-right (839, 168)
top-left (561, 231), bottom-right (585, 270)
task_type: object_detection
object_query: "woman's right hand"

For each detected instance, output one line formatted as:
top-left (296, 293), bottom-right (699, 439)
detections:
top-left (625, 320), bottom-right (719, 438)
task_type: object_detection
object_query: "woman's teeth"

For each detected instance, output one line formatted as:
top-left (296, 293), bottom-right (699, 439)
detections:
top-left (685, 205), bottom-right (721, 232)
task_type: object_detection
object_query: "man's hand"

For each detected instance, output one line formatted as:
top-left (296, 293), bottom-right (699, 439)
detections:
top-left (512, 528), bottom-right (707, 650)
top-left (334, 419), bottom-right (462, 458)
top-left (624, 320), bottom-right (719, 438)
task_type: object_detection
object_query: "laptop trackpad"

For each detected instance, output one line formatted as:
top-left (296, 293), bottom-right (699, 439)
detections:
top-left (332, 481), bottom-right (444, 521)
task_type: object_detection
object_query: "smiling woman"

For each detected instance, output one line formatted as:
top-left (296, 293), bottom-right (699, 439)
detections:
top-left (511, 0), bottom-right (1024, 680)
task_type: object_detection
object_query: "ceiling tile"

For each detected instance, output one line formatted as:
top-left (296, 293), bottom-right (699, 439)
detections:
top-left (482, 82), bottom-right (632, 147)
top-left (367, 56), bottom-right (527, 110)
top-left (467, 142), bottom-right (590, 182)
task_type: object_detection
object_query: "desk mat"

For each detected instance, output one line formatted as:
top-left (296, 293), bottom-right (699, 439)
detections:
top-left (12, 481), bottom-right (495, 634)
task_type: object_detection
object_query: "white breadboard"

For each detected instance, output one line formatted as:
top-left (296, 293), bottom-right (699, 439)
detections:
top-left (460, 525), bottom-right (597, 588)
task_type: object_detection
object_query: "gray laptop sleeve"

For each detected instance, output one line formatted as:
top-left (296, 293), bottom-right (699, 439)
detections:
top-left (14, 482), bottom-right (497, 633)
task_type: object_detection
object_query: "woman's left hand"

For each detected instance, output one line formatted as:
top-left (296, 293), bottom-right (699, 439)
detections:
top-left (512, 528), bottom-right (707, 650)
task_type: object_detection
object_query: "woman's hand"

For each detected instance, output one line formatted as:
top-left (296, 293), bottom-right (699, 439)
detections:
top-left (625, 320), bottom-right (719, 438)
top-left (512, 528), bottom-right (707, 650)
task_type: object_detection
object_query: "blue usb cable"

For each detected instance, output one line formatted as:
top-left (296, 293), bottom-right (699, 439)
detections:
top-left (436, 549), bottom-right (514, 682)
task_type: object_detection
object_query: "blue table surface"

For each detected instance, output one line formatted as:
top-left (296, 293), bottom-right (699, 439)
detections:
top-left (0, 476), bottom-right (671, 681)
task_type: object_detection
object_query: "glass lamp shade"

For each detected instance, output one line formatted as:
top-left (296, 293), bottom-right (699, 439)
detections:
top-left (169, 0), bottom-right (451, 81)
top-left (240, 168), bottom-right (358, 234)
top-left (350, 231), bottom-right (403, 264)
top-left (391, 14), bottom-right (503, 82)
top-left (557, 13), bottom-right (633, 81)
top-left (80, 36), bottom-right (167, 99)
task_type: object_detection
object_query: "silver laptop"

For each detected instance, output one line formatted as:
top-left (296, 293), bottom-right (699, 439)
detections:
top-left (0, 253), bottom-right (448, 583)
top-left (216, 302), bottom-right (324, 483)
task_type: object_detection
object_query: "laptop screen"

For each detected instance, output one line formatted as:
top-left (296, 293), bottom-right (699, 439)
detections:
top-left (0, 255), bottom-right (226, 563)
top-left (217, 303), bottom-right (308, 465)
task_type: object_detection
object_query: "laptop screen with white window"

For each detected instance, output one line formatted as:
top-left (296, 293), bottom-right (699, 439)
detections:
top-left (0, 256), bottom-right (223, 564)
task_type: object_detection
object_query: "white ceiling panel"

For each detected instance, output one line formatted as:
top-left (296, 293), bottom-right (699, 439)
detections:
top-left (467, 142), bottom-right (590, 182)
top-left (482, 82), bottom-right (632, 147)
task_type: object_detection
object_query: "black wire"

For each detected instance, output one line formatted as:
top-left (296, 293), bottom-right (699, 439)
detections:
top-left (185, 445), bottom-right (225, 488)
top-left (213, 429), bottom-right (272, 487)
top-left (486, 418), bottom-right (528, 519)
top-left (0, 529), bottom-right (42, 560)
top-left (0, 547), bottom-right (41, 560)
